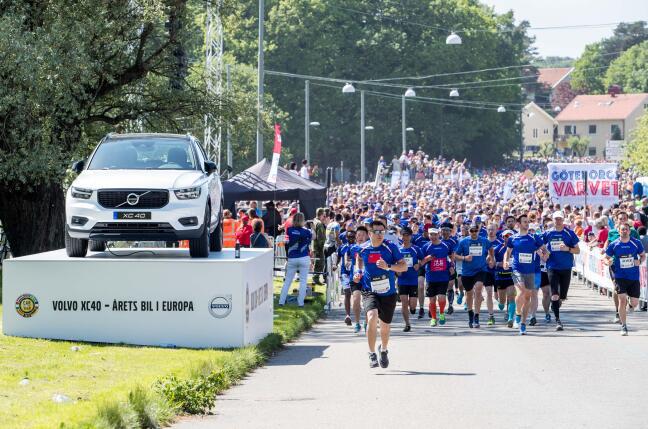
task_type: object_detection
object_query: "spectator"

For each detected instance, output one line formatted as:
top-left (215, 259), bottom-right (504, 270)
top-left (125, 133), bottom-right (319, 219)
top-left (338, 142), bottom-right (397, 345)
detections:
top-left (639, 226), bottom-right (648, 253)
top-left (247, 208), bottom-right (264, 233)
top-left (595, 219), bottom-right (608, 249)
top-left (250, 219), bottom-right (270, 248)
top-left (249, 201), bottom-right (262, 217)
top-left (278, 212), bottom-right (312, 307)
top-left (300, 159), bottom-right (310, 179)
top-left (312, 207), bottom-right (327, 285)
top-left (235, 215), bottom-right (253, 247)
top-left (289, 161), bottom-right (299, 175)
top-left (222, 209), bottom-right (237, 248)
top-left (262, 201), bottom-right (282, 237)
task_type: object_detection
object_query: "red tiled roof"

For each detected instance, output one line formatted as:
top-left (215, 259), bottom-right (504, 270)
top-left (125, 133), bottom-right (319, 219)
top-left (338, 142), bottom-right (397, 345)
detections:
top-left (555, 93), bottom-right (648, 121)
top-left (537, 67), bottom-right (573, 88)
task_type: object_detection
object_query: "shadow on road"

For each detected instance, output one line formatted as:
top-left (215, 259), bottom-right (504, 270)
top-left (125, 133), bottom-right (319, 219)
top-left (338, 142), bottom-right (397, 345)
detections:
top-left (266, 345), bottom-right (329, 366)
top-left (375, 370), bottom-right (476, 376)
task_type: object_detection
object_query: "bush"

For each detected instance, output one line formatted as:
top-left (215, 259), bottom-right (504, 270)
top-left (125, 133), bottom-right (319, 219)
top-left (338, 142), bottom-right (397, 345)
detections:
top-left (92, 402), bottom-right (138, 429)
top-left (128, 386), bottom-right (175, 429)
top-left (154, 371), bottom-right (227, 415)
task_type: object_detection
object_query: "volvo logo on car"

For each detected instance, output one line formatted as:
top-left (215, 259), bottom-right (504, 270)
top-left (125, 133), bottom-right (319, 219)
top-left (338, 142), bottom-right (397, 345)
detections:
top-left (126, 193), bottom-right (140, 206)
top-left (209, 295), bottom-right (232, 319)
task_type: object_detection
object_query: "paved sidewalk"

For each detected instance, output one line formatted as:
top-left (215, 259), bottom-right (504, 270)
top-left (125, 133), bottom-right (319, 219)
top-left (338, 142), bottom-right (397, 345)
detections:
top-left (174, 281), bottom-right (648, 429)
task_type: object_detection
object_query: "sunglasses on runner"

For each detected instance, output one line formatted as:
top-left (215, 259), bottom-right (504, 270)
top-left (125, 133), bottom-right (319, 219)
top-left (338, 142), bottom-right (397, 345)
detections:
top-left (371, 230), bottom-right (386, 235)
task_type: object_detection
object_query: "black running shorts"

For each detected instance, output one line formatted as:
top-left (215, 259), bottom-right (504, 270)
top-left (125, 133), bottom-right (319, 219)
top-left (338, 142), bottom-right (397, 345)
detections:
top-left (398, 284), bottom-right (418, 297)
top-left (461, 272), bottom-right (486, 292)
top-left (614, 278), bottom-right (641, 299)
top-left (362, 292), bottom-right (398, 324)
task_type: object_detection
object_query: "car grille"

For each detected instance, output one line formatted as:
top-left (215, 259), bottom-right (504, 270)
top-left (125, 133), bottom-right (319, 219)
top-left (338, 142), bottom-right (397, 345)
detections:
top-left (92, 223), bottom-right (174, 234)
top-left (97, 190), bottom-right (169, 209)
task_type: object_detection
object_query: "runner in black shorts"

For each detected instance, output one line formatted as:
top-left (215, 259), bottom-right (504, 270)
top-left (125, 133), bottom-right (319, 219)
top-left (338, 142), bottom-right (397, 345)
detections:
top-left (348, 226), bottom-right (368, 333)
top-left (397, 227), bottom-right (422, 332)
top-left (494, 230), bottom-right (517, 327)
top-left (421, 228), bottom-right (454, 327)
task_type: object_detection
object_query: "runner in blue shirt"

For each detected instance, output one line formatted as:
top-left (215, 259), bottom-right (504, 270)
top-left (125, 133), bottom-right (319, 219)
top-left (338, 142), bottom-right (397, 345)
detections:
top-left (527, 224), bottom-right (547, 327)
top-left (604, 223), bottom-right (646, 336)
top-left (494, 230), bottom-right (516, 327)
top-left (454, 223), bottom-right (495, 328)
top-left (421, 228), bottom-right (454, 327)
top-left (542, 211), bottom-right (580, 331)
top-left (441, 223), bottom-right (459, 315)
top-left (335, 229), bottom-right (356, 327)
top-left (503, 214), bottom-right (547, 335)
top-left (397, 227), bottom-right (422, 332)
top-left (354, 220), bottom-right (407, 368)
top-left (348, 226), bottom-right (368, 333)
top-left (410, 220), bottom-right (430, 319)
top-left (482, 223), bottom-right (501, 326)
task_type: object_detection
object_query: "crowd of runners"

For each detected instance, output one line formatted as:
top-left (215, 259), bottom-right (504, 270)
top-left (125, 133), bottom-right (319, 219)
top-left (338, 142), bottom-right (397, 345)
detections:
top-left (323, 151), bottom-right (648, 368)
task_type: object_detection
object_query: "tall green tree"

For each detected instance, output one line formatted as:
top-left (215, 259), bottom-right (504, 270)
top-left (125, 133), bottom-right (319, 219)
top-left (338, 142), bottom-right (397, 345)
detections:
top-left (571, 21), bottom-right (647, 94)
top-left (224, 0), bottom-right (532, 179)
top-left (604, 41), bottom-right (648, 93)
top-left (625, 112), bottom-right (648, 173)
top-left (0, 1), bottom-right (241, 256)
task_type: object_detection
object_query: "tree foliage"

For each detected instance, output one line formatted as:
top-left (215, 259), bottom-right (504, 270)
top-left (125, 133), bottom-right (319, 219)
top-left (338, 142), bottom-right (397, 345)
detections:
top-left (568, 136), bottom-right (589, 157)
top-left (224, 0), bottom-right (534, 176)
top-left (603, 41), bottom-right (648, 93)
top-left (625, 112), bottom-right (648, 173)
top-left (571, 21), bottom-right (648, 94)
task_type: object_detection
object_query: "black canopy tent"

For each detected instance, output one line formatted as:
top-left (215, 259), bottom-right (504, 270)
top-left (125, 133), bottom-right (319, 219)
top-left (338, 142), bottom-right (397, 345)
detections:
top-left (223, 159), bottom-right (327, 220)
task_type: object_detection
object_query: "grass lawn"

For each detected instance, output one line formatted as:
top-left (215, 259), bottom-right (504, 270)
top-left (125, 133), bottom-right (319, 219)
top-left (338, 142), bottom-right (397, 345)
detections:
top-left (0, 276), bottom-right (324, 429)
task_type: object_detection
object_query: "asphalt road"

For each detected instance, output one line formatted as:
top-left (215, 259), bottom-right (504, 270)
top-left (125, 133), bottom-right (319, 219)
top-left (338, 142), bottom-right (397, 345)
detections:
top-left (174, 279), bottom-right (648, 429)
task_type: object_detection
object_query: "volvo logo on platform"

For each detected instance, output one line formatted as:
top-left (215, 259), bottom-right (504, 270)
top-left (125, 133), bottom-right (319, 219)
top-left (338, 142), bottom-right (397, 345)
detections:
top-left (209, 295), bottom-right (232, 319)
top-left (126, 193), bottom-right (140, 206)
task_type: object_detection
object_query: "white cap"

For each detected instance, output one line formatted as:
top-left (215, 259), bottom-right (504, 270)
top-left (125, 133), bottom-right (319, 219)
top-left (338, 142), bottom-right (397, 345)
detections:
top-left (428, 228), bottom-right (440, 234)
top-left (552, 211), bottom-right (565, 219)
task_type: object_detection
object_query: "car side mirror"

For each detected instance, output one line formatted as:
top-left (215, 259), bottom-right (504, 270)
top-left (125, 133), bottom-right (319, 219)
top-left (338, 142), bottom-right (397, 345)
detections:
top-left (71, 160), bottom-right (85, 174)
top-left (220, 165), bottom-right (233, 179)
top-left (204, 160), bottom-right (217, 175)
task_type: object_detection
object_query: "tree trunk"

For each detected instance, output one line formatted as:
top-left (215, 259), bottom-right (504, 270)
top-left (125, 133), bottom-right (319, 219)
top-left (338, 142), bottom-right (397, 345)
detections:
top-left (0, 182), bottom-right (66, 257)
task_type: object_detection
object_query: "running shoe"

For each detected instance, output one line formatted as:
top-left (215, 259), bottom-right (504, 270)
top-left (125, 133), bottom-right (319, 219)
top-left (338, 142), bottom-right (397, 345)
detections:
top-left (474, 315), bottom-right (480, 328)
top-left (519, 323), bottom-right (527, 335)
top-left (621, 325), bottom-right (628, 336)
top-left (457, 292), bottom-right (464, 305)
top-left (369, 352), bottom-right (379, 368)
top-left (378, 344), bottom-right (389, 368)
top-left (345, 315), bottom-right (352, 326)
top-left (354, 323), bottom-right (361, 333)
top-left (556, 320), bottom-right (564, 331)
top-left (498, 303), bottom-right (505, 311)
top-left (447, 305), bottom-right (454, 315)
top-left (487, 315), bottom-right (495, 326)
top-left (439, 313), bottom-right (446, 325)
top-left (418, 308), bottom-right (424, 319)
top-left (430, 318), bottom-right (438, 327)
top-left (507, 319), bottom-right (514, 328)
top-left (613, 313), bottom-right (621, 324)
top-left (468, 321), bottom-right (474, 329)
top-left (513, 320), bottom-right (520, 329)
top-left (545, 313), bottom-right (551, 323)
top-left (409, 308), bottom-right (416, 315)
top-left (403, 324), bottom-right (411, 332)
top-left (529, 317), bottom-right (537, 327)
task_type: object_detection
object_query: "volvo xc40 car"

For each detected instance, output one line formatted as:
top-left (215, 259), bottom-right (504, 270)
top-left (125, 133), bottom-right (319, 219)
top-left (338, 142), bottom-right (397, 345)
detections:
top-left (65, 133), bottom-right (224, 257)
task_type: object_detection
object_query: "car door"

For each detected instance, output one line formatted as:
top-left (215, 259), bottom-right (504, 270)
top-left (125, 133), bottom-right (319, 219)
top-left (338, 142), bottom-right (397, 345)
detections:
top-left (194, 140), bottom-right (221, 228)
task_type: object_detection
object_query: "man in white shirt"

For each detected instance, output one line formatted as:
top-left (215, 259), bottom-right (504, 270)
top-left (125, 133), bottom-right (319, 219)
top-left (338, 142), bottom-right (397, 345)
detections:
top-left (299, 159), bottom-right (310, 179)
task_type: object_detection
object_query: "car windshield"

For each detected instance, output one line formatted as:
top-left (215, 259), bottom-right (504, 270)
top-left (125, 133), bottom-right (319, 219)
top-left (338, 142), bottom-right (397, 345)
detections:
top-left (88, 138), bottom-right (198, 170)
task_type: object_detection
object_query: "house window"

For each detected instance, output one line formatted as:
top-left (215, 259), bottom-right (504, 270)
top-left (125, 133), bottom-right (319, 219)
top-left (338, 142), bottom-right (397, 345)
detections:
top-left (588, 147), bottom-right (596, 156)
top-left (533, 129), bottom-right (538, 138)
top-left (544, 129), bottom-right (549, 134)
top-left (589, 125), bottom-right (597, 134)
top-left (564, 125), bottom-right (576, 135)
top-left (611, 124), bottom-right (622, 140)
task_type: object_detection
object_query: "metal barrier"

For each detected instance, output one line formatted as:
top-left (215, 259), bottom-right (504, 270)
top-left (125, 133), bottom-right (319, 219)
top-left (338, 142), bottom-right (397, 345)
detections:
top-left (573, 242), bottom-right (648, 304)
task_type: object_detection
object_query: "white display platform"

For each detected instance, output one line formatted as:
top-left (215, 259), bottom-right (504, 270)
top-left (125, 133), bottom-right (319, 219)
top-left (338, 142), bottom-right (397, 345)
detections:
top-left (2, 248), bottom-right (274, 348)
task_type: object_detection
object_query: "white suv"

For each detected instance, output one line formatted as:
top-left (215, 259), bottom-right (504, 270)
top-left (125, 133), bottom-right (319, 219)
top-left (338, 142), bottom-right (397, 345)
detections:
top-left (65, 133), bottom-right (224, 258)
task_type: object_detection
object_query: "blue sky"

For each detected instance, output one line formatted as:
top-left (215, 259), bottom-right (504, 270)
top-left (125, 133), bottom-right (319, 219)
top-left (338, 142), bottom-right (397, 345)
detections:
top-left (482, 0), bottom-right (648, 58)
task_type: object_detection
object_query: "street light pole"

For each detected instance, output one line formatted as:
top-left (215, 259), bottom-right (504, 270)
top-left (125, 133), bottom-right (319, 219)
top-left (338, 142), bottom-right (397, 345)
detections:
top-left (402, 95), bottom-right (406, 154)
top-left (256, 0), bottom-right (264, 162)
top-left (226, 63), bottom-right (232, 173)
top-left (361, 90), bottom-right (365, 183)
top-left (305, 80), bottom-right (310, 163)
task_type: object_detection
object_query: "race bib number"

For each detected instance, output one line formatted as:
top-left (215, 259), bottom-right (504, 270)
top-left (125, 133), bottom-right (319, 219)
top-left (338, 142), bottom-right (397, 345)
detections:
top-left (371, 275), bottom-right (390, 294)
top-left (430, 258), bottom-right (447, 272)
top-left (404, 255), bottom-right (414, 267)
top-left (620, 256), bottom-right (634, 269)
top-left (469, 245), bottom-right (483, 257)
top-left (519, 253), bottom-right (533, 264)
top-left (550, 240), bottom-right (564, 252)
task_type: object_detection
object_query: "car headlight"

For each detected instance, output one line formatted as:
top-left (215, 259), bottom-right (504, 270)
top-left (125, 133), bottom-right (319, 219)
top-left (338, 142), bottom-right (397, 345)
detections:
top-left (174, 187), bottom-right (201, 200)
top-left (71, 187), bottom-right (93, 199)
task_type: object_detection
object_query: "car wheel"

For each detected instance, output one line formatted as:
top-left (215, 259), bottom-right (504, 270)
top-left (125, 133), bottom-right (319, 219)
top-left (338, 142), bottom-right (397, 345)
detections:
top-left (189, 205), bottom-right (210, 258)
top-left (65, 226), bottom-right (88, 258)
top-left (209, 208), bottom-right (223, 252)
top-left (89, 240), bottom-right (106, 252)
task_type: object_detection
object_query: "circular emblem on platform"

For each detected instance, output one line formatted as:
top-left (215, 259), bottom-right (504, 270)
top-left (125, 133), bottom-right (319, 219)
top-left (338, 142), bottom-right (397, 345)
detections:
top-left (209, 296), bottom-right (232, 319)
top-left (126, 193), bottom-right (140, 206)
top-left (15, 294), bottom-right (39, 318)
